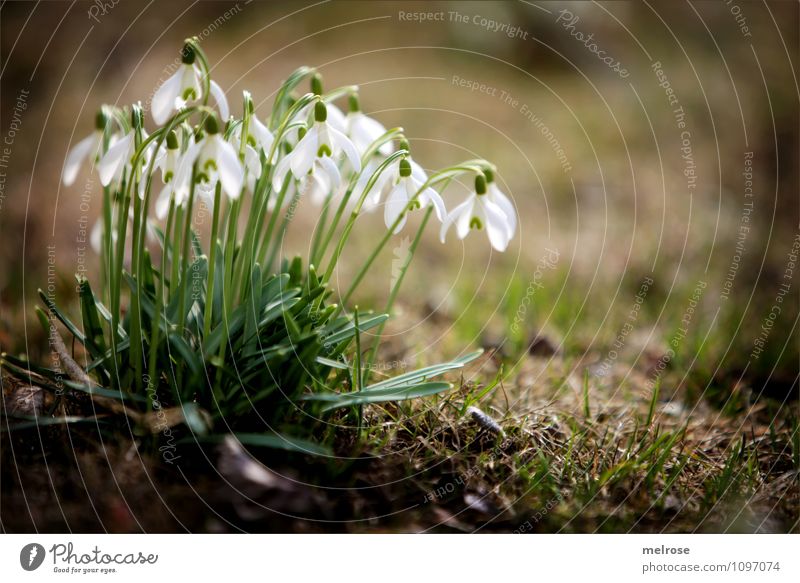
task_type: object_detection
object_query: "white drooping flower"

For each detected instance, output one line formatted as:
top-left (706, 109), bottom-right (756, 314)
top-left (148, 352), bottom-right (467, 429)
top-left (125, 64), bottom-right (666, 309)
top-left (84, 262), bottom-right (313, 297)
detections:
top-left (96, 107), bottom-right (155, 195)
top-left (62, 111), bottom-right (107, 186)
top-left (151, 44), bottom-right (229, 125)
top-left (187, 114), bottom-right (244, 200)
top-left (154, 130), bottom-right (185, 219)
top-left (231, 112), bottom-right (272, 193)
top-left (440, 173), bottom-right (515, 252)
top-left (384, 158), bottom-right (446, 234)
top-left (97, 130), bottom-right (135, 188)
top-left (485, 169), bottom-right (516, 240)
top-left (361, 152), bottom-right (428, 212)
top-left (345, 93), bottom-right (391, 156)
top-left (273, 100), bottom-right (361, 198)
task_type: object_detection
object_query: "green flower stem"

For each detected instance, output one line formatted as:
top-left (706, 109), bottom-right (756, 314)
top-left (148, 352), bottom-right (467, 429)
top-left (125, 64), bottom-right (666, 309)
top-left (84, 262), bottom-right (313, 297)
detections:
top-left (353, 307), bottom-right (363, 437)
top-left (147, 198), bottom-right (175, 411)
top-left (212, 194), bottom-right (242, 396)
top-left (332, 173), bottom-right (456, 319)
top-left (129, 190), bottom-right (144, 394)
top-left (110, 176), bottom-right (130, 391)
top-left (176, 167), bottom-right (198, 393)
top-left (313, 128), bottom-right (404, 268)
top-left (309, 193), bottom-right (332, 267)
top-left (257, 174), bottom-right (291, 269)
top-left (269, 67), bottom-right (314, 130)
top-left (203, 183), bottom-right (222, 339)
top-left (265, 189), bottom-right (301, 271)
top-left (170, 204), bottom-right (184, 298)
top-left (320, 150), bottom-right (407, 285)
top-left (363, 207), bottom-right (432, 384)
top-left (101, 186), bottom-right (112, 307)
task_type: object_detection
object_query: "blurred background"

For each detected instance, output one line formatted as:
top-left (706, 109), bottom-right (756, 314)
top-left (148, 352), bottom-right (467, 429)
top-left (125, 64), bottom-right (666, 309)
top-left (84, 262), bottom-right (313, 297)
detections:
top-left (1, 0), bottom-right (797, 408)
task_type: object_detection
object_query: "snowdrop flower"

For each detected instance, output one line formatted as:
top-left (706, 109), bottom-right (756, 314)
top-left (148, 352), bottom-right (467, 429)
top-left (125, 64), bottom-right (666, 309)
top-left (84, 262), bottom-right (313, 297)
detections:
top-left (273, 100), bottom-right (360, 195)
top-left (151, 43), bottom-right (229, 125)
top-left (188, 114), bottom-right (244, 200)
top-left (384, 158), bottom-right (445, 234)
top-left (440, 173), bottom-right (514, 252)
top-left (345, 93), bottom-right (391, 156)
top-left (485, 169), bottom-right (516, 239)
top-left (97, 107), bottom-right (153, 191)
top-left (363, 152), bottom-right (428, 211)
top-left (62, 110), bottom-right (107, 186)
top-left (97, 130), bottom-right (135, 188)
top-left (230, 107), bottom-right (271, 193)
top-left (286, 74), bottom-right (347, 144)
top-left (231, 96), bottom-right (274, 155)
top-left (154, 130), bottom-right (184, 219)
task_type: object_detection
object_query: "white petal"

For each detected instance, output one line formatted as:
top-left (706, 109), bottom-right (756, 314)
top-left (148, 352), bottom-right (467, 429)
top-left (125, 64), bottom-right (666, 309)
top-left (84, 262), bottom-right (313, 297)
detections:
top-left (215, 137), bottom-right (244, 199)
top-left (439, 198), bottom-right (473, 243)
top-left (151, 68), bottom-right (183, 124)
top-left (272, 155), bottom-right (292, 191)
top-left (354, 159), bottom-right (381, 208)
top-left (172, 140), bottom-right (202, 204)
top-left (290, 126), bottom-right (318, 178)
top-left (155, 184), bottom-right (172, 220)
top-left (210, 80), bottom-right (230, 122)
top-left (347, 112), bottom-right (389, 155)
top-left (62, 132), bottom-right (99, 186)
top-left (455, 197), bottom-right (476, 240)
top-left (326, 103), bottom-right (347, 133)
top-left (410, 158), bottom-right (428, 183)
top-left (251, 116), bottom-right (274, 152)
top-left (244, 145), bottom-right (262, 179)
top-left (329, 126), bottom-right (361, 173)
top-left (418, 185), bottom-right (446, 222)
top-left (306, 173), bottom-right (330, 205)
top-left (481, 198), bottom-right (510, 252)
top-left (384, 181), bottom-right (409, 234)
top-left (90, 219), bottom-right (103, 254)
top-left (183, 65), bottom-right (202, 102)
top-left (97, 133), bottom-right (133, 187)
top-left (489, 184), bottom-right (516, 236)
top-left (318, 156), bottom-right (341, 191)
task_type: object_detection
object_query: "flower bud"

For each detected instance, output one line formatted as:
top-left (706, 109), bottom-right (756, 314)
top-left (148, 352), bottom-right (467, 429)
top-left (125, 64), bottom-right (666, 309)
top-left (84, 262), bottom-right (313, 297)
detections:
top-left (166, 130), bottom-right (179, 150)
top-left (475, 173), bottom-right (487, 195)
top-left (348, 93), bottom-right (360, 113)
top-left (314, 100), bottom-right (328, 123)
top-left (131, 104), bottom-right (143, 130)
top-left (311, 73), bottom-right (323, 96)
top-left (181, 41), bottom-right (196, 65)
top-left (94, 109), bottom-right (108, 130)
top-left (204, 113), bottom-right (220, 135)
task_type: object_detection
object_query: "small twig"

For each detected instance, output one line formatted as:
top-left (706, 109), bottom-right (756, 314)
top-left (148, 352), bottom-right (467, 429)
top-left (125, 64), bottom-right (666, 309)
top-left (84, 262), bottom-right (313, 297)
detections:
top-left (47, 314), bottom-right (143, 424)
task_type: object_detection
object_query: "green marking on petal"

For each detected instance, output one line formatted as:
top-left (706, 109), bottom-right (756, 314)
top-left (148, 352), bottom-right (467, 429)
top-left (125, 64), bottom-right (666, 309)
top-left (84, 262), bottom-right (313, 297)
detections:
top-left (317, 144), bottom-right (332, 158)
top-left (470, 217), bottom-right (483, 230)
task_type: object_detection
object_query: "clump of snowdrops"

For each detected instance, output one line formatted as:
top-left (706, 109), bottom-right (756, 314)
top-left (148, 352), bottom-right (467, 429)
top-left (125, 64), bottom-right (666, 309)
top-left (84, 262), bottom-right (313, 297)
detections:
top-left (5, 39), bottom-right (517, 455)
